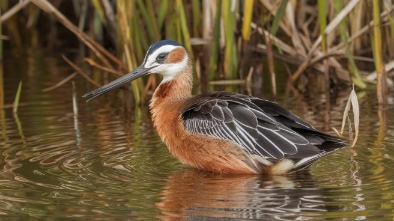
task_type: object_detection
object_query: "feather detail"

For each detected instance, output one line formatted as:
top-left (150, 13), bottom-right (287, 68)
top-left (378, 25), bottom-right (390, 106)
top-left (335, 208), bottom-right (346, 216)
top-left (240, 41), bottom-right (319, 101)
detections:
top-left (182, 92), bottom-right (346, 171)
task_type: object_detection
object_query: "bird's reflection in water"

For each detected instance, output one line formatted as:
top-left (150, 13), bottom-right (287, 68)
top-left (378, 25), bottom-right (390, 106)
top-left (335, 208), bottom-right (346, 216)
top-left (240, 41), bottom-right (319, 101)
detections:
top-left (157, 170), bottom-right (337, 220)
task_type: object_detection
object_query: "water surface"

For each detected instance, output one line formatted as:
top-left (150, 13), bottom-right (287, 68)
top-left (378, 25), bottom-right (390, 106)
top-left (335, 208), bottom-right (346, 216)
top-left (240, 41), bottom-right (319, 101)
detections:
top-left (1, 50), bottom-right (394, 220)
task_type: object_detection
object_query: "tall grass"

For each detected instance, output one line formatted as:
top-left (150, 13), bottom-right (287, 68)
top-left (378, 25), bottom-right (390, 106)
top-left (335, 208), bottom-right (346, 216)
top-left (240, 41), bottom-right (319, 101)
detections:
top-left (335, 0), bottom-right (366, 89)
top-left (1, 0), bottom-right (393, 104)
top-left (0, 3), bottom-right (3, 110)
top-left (0, 7), bottom-right (2, 61)
top-left (12, 81), bottom-right (22, 113)
top-left (372, 0), bottom-right (388, 104)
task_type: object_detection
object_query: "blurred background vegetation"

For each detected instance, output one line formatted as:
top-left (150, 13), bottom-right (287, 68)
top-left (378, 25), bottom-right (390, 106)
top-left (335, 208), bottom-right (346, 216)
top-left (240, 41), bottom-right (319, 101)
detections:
top-left (0, 0), bottom-right (393, 104)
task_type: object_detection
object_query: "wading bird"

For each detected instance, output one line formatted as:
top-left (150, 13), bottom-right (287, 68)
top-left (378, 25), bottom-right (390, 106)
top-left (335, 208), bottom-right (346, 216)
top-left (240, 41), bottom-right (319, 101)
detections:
top-left (84, 40), bottom-right (346, 174)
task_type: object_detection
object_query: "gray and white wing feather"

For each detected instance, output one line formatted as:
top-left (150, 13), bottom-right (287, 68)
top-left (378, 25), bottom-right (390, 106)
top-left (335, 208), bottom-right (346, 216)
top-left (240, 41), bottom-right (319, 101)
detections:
top-left (182, 92), bottom-right (346, 167)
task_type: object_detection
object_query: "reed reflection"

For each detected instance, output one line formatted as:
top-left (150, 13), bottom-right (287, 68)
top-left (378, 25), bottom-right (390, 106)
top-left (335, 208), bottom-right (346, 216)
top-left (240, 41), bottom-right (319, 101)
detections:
top-left (157, 169), bottom-right (340, 220)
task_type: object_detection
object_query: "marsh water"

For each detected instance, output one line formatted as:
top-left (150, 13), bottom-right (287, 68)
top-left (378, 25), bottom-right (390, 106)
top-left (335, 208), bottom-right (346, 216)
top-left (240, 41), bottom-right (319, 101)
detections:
top-left (1, 50), bottom-right (394, 221)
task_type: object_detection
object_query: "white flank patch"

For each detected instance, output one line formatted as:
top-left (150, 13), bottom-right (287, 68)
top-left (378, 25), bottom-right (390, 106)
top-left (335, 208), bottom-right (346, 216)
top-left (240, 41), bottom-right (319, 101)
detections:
top-left (252, 155), bottom-right (273, 166)
top-left (271, 159), bottom-right (295, 175)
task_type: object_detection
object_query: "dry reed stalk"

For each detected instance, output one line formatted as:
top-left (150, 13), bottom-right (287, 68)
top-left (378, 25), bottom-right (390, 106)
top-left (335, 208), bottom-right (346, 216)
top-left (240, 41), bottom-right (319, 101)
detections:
top-left (6, 0), bottom-right (394, 107)
top-left (42, 72), bottom-right (78, 92)
top-left (0, 63), bottom-right (3, 107)
top-left (253, 24), bottom-right (299, 57)
top-left (318, 0), bottom-right (330, 124)
top-left (376, 106), bottom-right (387, 148)
top-left (62, 55), bottom-right (101, 87)
top-left (366, 60), bottom-right (394, 82)
top-left (285, 1), bottom-right (307, 57)
top-left (264, 32), bottom-right (276, 99)
top-left (330, 6), bottom-right (394, 53)
top-left (209, 0), bottom-right (221, 80)
top-left (72, 81), bottom-right (81, 145)
top-left (0, 0), bottom-right (31, 24)
top-left (270, 0), bottom-right (288, 36)
top-left (373, 0), bottom-right (388, 104)
top-left (290, 0), bottom-right (361, 84)
top-left (116, 0), bottom-right (142, 104)
top-left (349, 0), bottom-right (365, 52)
top-left (259, 0), bottom-right (291, 36)
top-left (101, 0), bottom-right (117, 44)
top-left (332, 0), bottom-right (365, 89)
top-left (209, 79), bottom-right (245, 85)
top-left (31, 0), bottom-right (128, 71)
top-left (0, 11), bottom-right (2, 61)
top-left (84, 58), bottom-right (122, 76)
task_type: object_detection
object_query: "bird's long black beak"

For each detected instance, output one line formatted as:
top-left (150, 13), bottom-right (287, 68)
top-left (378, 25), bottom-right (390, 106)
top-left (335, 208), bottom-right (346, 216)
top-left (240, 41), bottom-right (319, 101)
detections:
top-left (83, 65), bottom-right (153, 102)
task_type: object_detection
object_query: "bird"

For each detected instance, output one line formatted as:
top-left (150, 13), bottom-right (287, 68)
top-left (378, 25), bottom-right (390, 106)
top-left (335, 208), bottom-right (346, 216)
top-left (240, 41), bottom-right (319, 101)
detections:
top-left (83, 40), bottom-right (346, 174)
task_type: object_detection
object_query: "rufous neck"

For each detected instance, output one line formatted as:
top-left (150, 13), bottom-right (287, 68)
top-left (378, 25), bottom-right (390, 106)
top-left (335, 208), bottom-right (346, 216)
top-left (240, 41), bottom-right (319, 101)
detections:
top-left (152, 59), bottom-right (193, 102)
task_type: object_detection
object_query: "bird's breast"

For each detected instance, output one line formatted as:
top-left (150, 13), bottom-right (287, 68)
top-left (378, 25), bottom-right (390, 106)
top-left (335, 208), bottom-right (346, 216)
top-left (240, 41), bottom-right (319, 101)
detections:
top-left (149, 99), bottom-right (259, 174)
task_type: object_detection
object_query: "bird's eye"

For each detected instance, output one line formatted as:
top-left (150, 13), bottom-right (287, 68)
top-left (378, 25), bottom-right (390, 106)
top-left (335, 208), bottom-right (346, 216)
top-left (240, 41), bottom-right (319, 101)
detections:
top-left (156, 53), bottom-right (168, 63)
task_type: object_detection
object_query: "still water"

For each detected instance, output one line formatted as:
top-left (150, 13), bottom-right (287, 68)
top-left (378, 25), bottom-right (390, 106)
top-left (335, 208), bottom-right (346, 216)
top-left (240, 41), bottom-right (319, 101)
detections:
top-left (1, 50), bottom-right (394, 220)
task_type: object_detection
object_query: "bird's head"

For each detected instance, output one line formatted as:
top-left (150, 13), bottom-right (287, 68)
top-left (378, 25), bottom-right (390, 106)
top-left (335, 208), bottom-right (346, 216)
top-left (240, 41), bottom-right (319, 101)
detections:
top-left (83, 40), bottom-right (188, 102)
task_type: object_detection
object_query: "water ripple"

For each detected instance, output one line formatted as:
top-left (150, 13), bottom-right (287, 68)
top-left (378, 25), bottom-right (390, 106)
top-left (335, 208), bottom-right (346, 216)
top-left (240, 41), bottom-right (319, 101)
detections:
top-left (1, 55), bottom-right (394, 219)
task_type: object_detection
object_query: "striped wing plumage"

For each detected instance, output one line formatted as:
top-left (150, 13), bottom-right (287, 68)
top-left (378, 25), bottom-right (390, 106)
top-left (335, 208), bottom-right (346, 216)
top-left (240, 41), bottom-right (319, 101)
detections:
top-left (182, 92), bottom-right (345, 169)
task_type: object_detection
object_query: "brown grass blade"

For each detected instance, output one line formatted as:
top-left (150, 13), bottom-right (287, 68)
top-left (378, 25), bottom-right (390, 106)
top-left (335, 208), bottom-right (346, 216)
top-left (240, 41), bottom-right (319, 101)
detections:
top-left (291, 0), bottom-right (361, 83)
top-left (366, 60), bottom-right (394, 82)
top-left (349, 88), bottom-right (359, 147)
top-left (84, 58), bottom-right (122, 76)
top-left (31, 0), bottom-right (128, 71)
top-left (62, 55), bottom-right (100, 87)
top-left (253, 25), bottom-right (299, 57)
top-left (264, 32), bottom-right (276, 98)
top-left (340, 85), bottom-right (359, 147)
top-left (209, 80), bottom-right (246, 85)
top-left (284, 1), bottom-right (306, 56)
top-left (0, 0), bottom-right (31, 23)
top-left (72, 81), bottom-right (81, 145)
top-left (42, 72), bottom-right (78, 92)
top-left (259, 0), bottom-right (291, 36)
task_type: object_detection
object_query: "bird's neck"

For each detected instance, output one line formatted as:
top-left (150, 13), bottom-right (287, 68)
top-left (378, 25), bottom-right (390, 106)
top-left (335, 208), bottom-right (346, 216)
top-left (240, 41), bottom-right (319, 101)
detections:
top-left (149, 59), bottom-right (193, 133)
top-left (151, 59), bottom-right (193, 103)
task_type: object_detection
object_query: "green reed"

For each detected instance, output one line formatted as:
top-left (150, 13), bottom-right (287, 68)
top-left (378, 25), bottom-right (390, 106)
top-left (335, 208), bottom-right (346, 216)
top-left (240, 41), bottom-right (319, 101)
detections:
top-left (372, 0), bottom-right (387, 104)
top-left (13, 81), bottom-right (22, 113)
top-left (0, 11), bottom-right (2, 61)
top-left (334, 0), bottom-right (366, 89)
top-left (2, 0), bottom-right (393, 104)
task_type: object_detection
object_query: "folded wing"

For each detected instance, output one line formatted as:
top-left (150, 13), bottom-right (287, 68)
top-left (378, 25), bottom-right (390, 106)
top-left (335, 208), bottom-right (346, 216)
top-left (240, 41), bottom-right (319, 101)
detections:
top-left (182, 92), bottom-right (346, 168)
